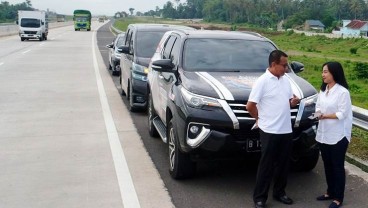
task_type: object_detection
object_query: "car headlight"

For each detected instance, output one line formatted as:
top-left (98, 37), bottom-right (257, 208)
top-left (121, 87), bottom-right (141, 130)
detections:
top-left (114, 51), bottom-right (121, 59)
top-left (181, 87), bottom-right (221, 108)
top-left (132, 62), bottom-right (149, 74)
top-left (303, 94), bottom-right (318, 106)
top-left (132, 63), bottom-right (148, 81)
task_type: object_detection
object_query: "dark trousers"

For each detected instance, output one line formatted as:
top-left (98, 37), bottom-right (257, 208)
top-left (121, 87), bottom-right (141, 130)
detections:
top-left (253, 130), bottom-right (293, 203)
top-left (319, 137), bottom-right (349, 203)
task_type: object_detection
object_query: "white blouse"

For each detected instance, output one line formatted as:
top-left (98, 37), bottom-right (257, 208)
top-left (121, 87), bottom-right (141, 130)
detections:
top-left (315, 84), bottom-right (353, 145)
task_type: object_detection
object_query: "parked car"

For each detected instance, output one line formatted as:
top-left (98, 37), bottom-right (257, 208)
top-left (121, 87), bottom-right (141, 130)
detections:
top-left (119, 24), bottom-right (195, 111)
top-left (147, 29), bottom-right (320, 179)
top-left (106, 32), bottom-right (125, 76)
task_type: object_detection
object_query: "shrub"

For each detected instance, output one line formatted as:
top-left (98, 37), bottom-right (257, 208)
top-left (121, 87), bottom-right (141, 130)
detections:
top-left (286, 29), bottom-right (294, 35)
top-left (353, 62), bottom-right (368, 79)
top-left (349, 83), bottom-right (361, 93)
top-left (350, 48), bottom-right (358, 54)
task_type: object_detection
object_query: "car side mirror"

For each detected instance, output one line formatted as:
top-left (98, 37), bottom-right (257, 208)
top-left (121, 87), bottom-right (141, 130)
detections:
top-left (106, 43), bottom-right (113, 48)
top-left (119, 46), bottom-right (130, 54)
top-left (151, 59), bottom-right (174, 72)
top-left (118, 46), bottom-right (130, 54)
top-left (290, 61), bottom-right (304, 73)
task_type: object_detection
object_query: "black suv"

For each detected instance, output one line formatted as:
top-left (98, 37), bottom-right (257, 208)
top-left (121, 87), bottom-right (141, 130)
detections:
top-left (147, 30), bottom-right (319, 179)
top-left (119, 24), bottom-right (194, 111)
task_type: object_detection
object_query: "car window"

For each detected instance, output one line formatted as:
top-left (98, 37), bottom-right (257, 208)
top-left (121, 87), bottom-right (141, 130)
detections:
top-left (163, 36), bottom-right (176, 59)
top-left (183, 39), bottom-right (276, 72)
top-left (116, 35), bottom-right (125, 47)
top-left (125, 29), bottom-right (132, 46)
top-left (170, 38), bottom-right (181, 65)
top-left (136, 31), bottom-right (166, 58)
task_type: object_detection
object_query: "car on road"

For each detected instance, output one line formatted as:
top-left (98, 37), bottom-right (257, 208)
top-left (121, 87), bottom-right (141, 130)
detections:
top-left (106, 32), bottom-right (125, 76)
top-left (147, 29), bottom-right (320, 179)
top-left (119, 24), bottom-right (195, 111)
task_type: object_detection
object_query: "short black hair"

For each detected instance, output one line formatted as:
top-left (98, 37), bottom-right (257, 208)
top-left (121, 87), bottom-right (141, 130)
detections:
top-left (320, 61), bottom-right (349, 91)
top-left (269, 50), bottom-right (288, 67)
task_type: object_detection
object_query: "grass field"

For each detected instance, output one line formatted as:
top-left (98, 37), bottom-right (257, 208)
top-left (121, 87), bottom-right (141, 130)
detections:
top-left (113, 18), bottom-right (368, 161)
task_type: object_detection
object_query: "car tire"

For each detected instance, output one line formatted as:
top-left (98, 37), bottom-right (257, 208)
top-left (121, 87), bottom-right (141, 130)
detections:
top-left (128, 81), bottom-right (137, 112)
top-left (291, 147), bottom-right (319, 172)
top-left (112, 70), bottom-right (119, 76)
top-left (168, 118), bottom-right (196, 179)
top-left (112, 65), bottom-right (120, 76)
top-left (21, 38), bottom-right (25, 41)
top-left (148, 93), bottom-right (159, 137)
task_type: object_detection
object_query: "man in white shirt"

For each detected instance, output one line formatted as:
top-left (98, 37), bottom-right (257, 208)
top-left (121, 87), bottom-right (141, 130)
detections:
top-left (246, 50), bottom-right (299, 208)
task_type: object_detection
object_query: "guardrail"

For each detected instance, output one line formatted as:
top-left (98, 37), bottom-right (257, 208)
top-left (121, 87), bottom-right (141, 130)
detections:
top-left (353, 106), bottom-right (368, 131)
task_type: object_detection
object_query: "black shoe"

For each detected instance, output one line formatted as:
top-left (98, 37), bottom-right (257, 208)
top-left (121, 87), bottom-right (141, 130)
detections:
top-left (329, 201), bottom-right (342, 208)
top-left (273, 195), bottom-right (293, 205)
top-left (254, 201), bottom-right (266, 208)
top-left (316, 194), bottom-right (333, 201)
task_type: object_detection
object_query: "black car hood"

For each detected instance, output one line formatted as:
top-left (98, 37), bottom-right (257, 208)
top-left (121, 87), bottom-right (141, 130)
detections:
top-left (180, 71), bottom-right (317, 101)
top-left (135, 57), bottom-right (151, 67)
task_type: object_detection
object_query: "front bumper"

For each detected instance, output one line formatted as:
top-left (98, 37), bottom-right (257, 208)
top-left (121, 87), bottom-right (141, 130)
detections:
top-left (20, 34), bottom-right (41, 39)
top-left (174, 101), bottom-right (317, 155)
top-left (130, 77), bottom-right (148, 109)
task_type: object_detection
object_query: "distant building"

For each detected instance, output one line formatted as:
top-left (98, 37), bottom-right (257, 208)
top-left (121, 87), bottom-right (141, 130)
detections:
top-left (341, 20), bottom-right (368, 37)
top-left (304, 20), bottom-right (325, 31)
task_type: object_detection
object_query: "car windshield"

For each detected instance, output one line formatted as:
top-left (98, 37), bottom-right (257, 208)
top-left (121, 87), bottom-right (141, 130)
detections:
top-left (76, 17), bottom-right (88, 22)
top-left (20, 18), bottom-right (40, 28)
top-left (136, 31), bottom-right (166, 58)
top-left (183, 39), bottom-right (276, 72)
top-left (116, 36), bottom-right (125, 47)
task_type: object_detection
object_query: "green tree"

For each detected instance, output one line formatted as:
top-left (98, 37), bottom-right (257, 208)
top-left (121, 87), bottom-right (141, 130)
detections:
top-left (129, 8), bottom-right (135, 15)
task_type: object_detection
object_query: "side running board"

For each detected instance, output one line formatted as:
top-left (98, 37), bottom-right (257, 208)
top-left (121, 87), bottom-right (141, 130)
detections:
top-left (153, 117), bottom-right (167, 143)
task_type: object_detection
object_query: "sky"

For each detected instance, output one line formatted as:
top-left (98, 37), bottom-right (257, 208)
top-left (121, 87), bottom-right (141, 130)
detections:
top-left (5, 0), bottom-right (172, 16)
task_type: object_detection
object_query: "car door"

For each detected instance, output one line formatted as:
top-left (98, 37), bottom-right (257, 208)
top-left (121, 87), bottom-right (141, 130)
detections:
top-left (157, 35), bottom-right (179, 123)
top-left (120, 29), bottom-right (132, 93)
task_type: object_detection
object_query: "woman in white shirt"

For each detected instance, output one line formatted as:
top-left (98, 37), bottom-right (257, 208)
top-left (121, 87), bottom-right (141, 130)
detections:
top-left (315, 62), bottom-right (352, 208)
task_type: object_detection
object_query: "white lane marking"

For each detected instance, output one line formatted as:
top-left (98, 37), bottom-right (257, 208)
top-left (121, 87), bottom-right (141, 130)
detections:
top-left (39, 43), bottom-right (45, 46)
top-left (92, 28), bottom-right (141, 208)
top-left (22, 49), bottom-right (31, 54)
top-left (0, 62), bottom-right (4, 66)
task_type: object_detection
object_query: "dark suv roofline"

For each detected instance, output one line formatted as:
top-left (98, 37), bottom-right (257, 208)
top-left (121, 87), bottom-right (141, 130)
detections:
top-left (128, 23), bottom-right (194, 31)
top-left (170, 29), bottom-right (269, 41)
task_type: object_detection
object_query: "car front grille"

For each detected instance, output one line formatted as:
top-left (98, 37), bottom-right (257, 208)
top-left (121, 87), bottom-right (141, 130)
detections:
top-left (77, 23), bottom-right (87, 27)
top-left (24, 31), bottom-right (37, 34)
top-left (226, 100), bottom-right (299, 122)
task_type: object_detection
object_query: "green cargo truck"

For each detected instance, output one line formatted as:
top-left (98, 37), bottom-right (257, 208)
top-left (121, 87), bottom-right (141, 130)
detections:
top-left (73, 10), bottom-right (91, 31)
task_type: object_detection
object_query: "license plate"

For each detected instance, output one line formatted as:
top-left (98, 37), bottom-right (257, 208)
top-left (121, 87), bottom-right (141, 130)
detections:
top-left (247, 139), bottom-right (261, 152)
